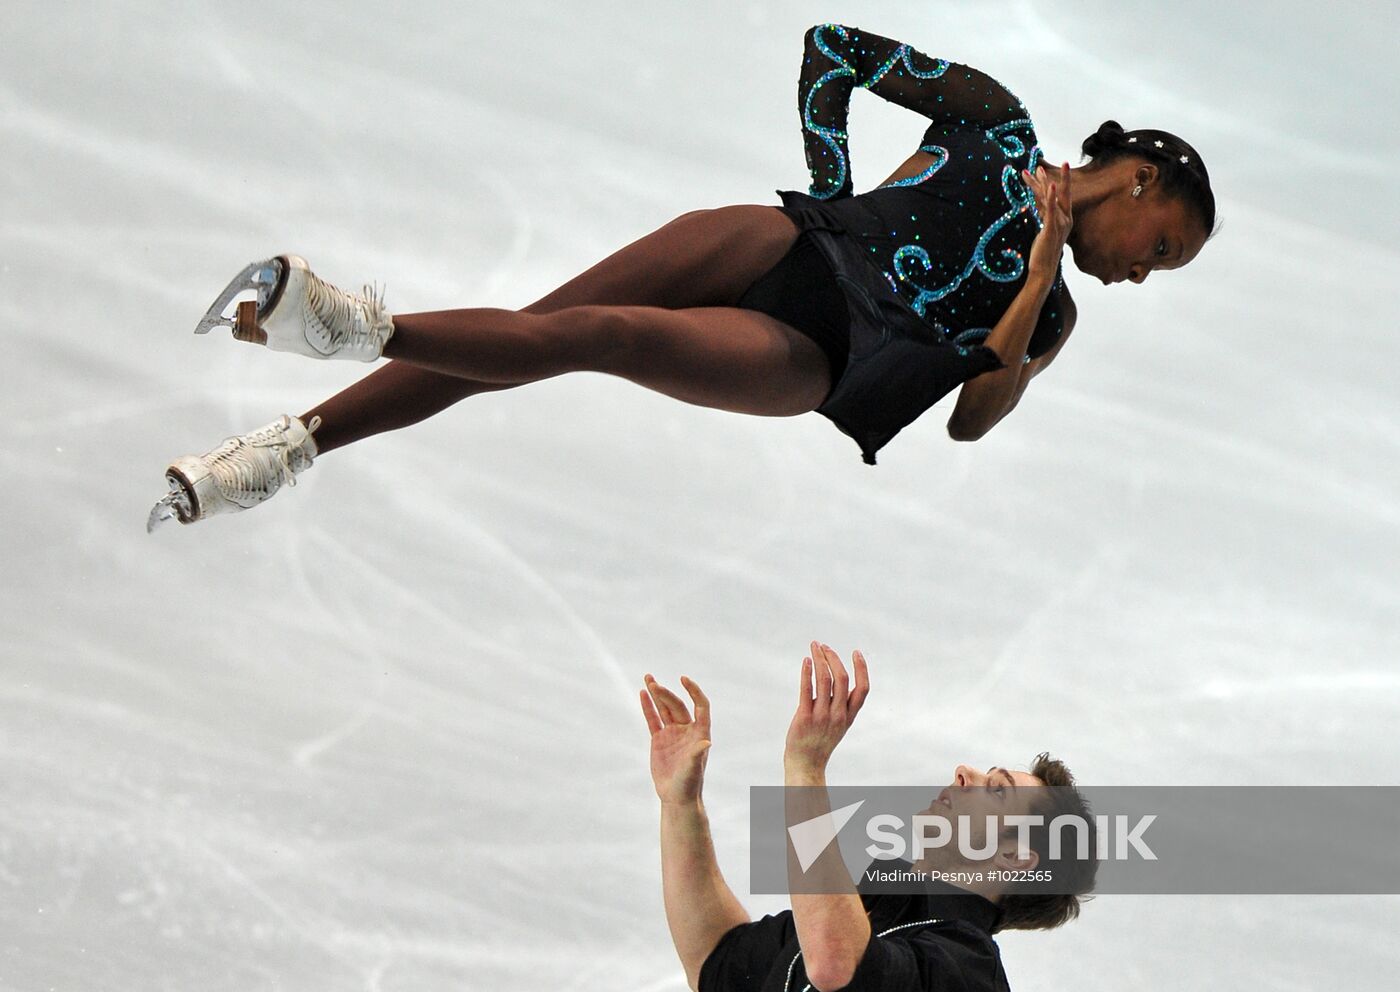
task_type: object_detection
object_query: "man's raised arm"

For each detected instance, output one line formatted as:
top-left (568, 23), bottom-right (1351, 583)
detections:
top-left (783, 643), bottom-right (872, 991)
top-left (642, 674), bottom-right (749, 991)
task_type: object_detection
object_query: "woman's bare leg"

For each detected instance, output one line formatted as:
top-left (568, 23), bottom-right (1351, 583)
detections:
top-left (382, 303), bottom-right (830, 415)
top-left (303, 205), bottom-right (802, 452)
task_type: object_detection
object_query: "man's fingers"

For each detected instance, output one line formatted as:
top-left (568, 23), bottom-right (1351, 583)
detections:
top-left (815, 647), bottom-right (834, 704)
top-left (640, 688), bottom-right (663, 736)
top-left (646, 675), bottom-right (691, 725)
top-left (691, 740), bottom-right (713, 763)
top-left (808, 641), bottom-right (825, 700)
top-left (798, 655), bottom-right (814, 708)
top-left (850, 650), bottom-right (871, 715)
top-left (825, 644), bottom-right (850, 691)
top-left (681, 675), bottom-right (711, 730)
top-left (821, 644), bottom-right (850, 715)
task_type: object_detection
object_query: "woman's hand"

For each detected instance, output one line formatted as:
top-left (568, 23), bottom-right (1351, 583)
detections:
top-left (1024, 162), bottom-right (1073, 281)
top-left (641, 674), bottom-right (712, 806)
top-left (783, 642), bottom-right (870, 780)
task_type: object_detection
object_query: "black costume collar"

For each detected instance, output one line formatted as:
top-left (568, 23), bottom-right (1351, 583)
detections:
top-left (921, 878), bottom-right (1000, 934)
top-left (858, 859), bottom-right (1001, 935)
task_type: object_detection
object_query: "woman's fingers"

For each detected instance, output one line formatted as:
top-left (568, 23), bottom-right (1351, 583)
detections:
top-left (1025, 164), bottom-right (1071, 229)
top-left (1022, 169), bottom-right (1047, 212)
top-left (1040, 171), bottom-right (1070, 236)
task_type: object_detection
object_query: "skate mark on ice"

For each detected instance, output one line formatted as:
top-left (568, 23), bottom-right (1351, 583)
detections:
top-left (0, 223), bottom-right (230, 309)
top-left (199, 32), bottom-right (257, 92)
top-left (630, 421), bottom-right (806, 624)
top-left (372, 464), bottom-right (635, 699)
top-left (1191, 670), bottom-right (1400, 700)
top-left (473, 169), bottom-right (536, 304)
top-left (1053, 387), bottom-right (1400, 529)
top-left (0, 80), bottom-right (264, 217)
top-left (442, 518), bottom-right (633, 698)
top-left (291, 705), bottom-right (380, 771)
top-left (278, 526), bottom-right (404, 770)
top-left (173, 828), bottom-right (365, 974)
top-left (297, 525), bottom-right (507, 655)
top-left (365, 954), bottom-right (397, 992)
top-left (974, 538), bottom-right (1132, 707)
top-left (309, 451), bottom-right (637, 700)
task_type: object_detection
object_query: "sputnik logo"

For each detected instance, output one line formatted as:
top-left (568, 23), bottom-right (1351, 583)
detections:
top-left (787, 801), bottom-right (867, 871)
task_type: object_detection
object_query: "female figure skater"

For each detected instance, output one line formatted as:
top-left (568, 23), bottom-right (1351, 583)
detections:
top-left (149, 23), bottom-right (1216, 530)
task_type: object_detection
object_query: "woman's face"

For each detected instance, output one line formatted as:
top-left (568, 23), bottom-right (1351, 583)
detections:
top-left (1068, 177), bottom-right (1209, 286)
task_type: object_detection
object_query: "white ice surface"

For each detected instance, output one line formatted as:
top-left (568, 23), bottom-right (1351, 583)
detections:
top-left (3, 1), bottom-right (1399, 988)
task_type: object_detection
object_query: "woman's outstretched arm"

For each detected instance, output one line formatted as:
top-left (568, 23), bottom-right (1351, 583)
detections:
top-left (798, 23), bottom-right (1026, 199)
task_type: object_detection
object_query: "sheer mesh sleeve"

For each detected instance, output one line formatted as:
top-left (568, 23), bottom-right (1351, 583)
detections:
top-left (798, 23), bottom-right (1028, 199)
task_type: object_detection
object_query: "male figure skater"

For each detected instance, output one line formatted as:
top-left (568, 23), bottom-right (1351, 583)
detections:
top-left (640, 643), bottom-right (1096, 991)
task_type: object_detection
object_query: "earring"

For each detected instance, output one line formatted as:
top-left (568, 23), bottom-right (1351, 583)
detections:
top-left (1132, 185), bottom-right (1143, 198)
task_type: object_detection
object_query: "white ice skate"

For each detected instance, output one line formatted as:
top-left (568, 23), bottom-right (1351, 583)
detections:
top-left (147, 415), bottom-right (320, 532)
top-left (194, 255), bottom-right (394, 361)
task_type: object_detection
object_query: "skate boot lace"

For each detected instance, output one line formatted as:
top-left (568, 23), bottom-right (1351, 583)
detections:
top-left (207, 415), bottom-right (321, 503)
top-left (303, 270), bottom-right (393, 355)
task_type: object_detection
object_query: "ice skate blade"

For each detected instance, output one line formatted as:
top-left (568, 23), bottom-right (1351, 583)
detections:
top-left (194, 257), bottom-right (285, 337)
top-left (146, 475), bottom-right (193, 533)
top-left (146, 494), bottom-right (179, 533)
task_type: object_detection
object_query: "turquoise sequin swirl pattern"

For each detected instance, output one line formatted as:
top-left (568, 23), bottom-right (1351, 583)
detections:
top-left (800, 24), bottom-right (952, 200)
top-left (884, 143), bottom-right (950, 188)
top-left (891, 135), bottom-right (1041, 318)
top-left (792, 24), bottom-right (1060, 360)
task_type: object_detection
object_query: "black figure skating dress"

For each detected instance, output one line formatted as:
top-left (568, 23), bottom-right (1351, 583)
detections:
top-left (739, 24), bottom-right (1066, 463)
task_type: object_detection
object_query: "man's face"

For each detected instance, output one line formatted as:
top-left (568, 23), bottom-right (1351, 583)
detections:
top-left (915, 764), bottom-right (1045, 867)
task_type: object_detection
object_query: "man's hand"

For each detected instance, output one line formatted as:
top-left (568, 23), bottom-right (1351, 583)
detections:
top-left (642, 674), bottom-right (712, 806)
top-left (645, 674), bottom-right (750, 990)
top-left (1023, 162), bottom-right (1073, 282)
top-left (783, 642), bottom-right (870, 780)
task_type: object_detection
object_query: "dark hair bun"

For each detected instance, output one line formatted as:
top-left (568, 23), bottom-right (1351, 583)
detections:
top-left (1081, 120), bottom-right (1126, 159)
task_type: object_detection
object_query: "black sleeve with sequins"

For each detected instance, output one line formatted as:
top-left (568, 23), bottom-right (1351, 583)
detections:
top-left (798, 24), bottom-right (1027, 199)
